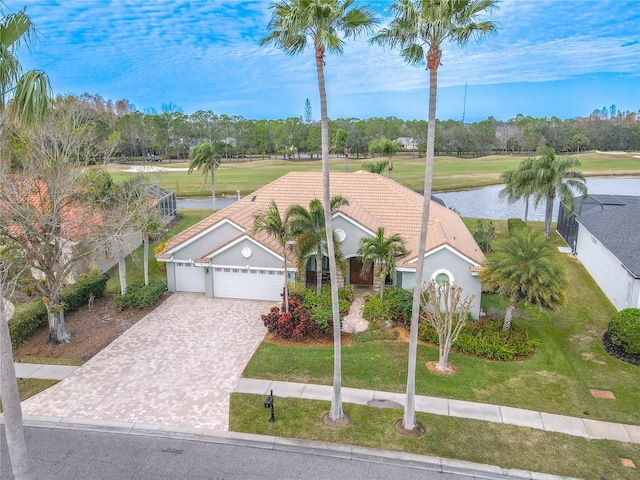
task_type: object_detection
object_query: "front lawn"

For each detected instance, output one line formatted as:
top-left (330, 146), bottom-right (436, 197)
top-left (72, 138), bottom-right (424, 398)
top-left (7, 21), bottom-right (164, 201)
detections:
top-left (230, 395), bottom-right (640, 480)
top-left (241, 234), bottom-right (638, 426)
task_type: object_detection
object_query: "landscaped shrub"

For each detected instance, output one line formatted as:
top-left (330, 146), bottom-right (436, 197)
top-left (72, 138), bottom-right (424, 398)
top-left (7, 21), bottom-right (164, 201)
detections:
top-left (60, 272), bottom-right (108, 311)
top-left (473, 219), bottom-right (496, 253)
top-left (361, 287), bottom-right (414, 326)
top-left (262, 294), bottom-right (336, 341)
top-left (507, 218), bottom-right (527, 236)
top-left (114, 280), bottom-right (167, 311)
top-left (8, 301), bottom-right (48, 348)
top-left (607, 308), bottom-right (640, 355)
top-left (9, 273), bottom-right (108, 347)
top-left (154, 241), bottom-right (168, 272)
top-left (418, 318), bottom-right (536, 361)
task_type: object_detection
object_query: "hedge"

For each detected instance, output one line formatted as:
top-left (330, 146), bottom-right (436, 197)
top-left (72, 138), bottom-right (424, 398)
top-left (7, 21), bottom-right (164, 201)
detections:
top-left (607, 308), bottom-right (640, 355)
top-left (114, 280), bottom-right (167, 311)
top-left (9, 273), bottom-right (109, 348)
top-left (507, 218), bottom-right (527, 236)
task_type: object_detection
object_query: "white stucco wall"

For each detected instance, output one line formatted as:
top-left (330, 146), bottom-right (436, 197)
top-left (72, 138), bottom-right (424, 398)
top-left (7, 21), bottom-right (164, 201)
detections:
top-left (575, 224), bottom-right (640, 310)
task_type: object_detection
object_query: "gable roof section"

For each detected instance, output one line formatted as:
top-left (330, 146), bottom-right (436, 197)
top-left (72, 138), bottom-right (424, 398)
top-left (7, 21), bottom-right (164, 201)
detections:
top-left (159, 171), bottom-right (485, 267)
top-left (576, 195), bottom-right (640, 277)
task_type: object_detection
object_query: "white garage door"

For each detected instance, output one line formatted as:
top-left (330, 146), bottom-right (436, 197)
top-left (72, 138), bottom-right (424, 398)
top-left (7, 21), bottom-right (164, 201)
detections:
top-left (213, 267), bottom-right (283, 301)
top-left (175, 263), bottom-right (205, 293)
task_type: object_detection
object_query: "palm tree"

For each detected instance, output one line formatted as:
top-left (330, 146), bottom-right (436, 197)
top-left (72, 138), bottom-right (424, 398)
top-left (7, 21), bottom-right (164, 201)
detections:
top-left (0, 10), bottom-right (52, 126)
top-left (371, 0), bottom-right (498, 433)
top-left (498, 157), bottom-right (536, 223)
top-left (362, 160), bottom-right (389, 175)
top-left (253, 200), bottom-right (291, 312)
top-left (357, 227), bottom-right (406, 297)
top-left (261, 0), bottom-right (376, 424)
top-left (480, 229), bottom-right (568, 330)
top-left (0, 9), bottom-right (51, 480)
top-left (188, 141), bottom-right (221, 211)
top-left (519, 146), bottom-right (587, 239)
top-left (288, 196), bottom-right (349, 295)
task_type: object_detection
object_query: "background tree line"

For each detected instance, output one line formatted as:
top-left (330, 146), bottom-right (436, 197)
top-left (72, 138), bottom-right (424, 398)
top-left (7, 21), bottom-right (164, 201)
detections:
top-left (56, 94), bottom-right (640, 161)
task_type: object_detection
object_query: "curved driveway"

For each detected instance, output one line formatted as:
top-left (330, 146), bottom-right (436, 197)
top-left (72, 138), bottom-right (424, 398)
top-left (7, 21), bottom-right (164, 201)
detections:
top-left (21, 294), bottom-right (270, 431)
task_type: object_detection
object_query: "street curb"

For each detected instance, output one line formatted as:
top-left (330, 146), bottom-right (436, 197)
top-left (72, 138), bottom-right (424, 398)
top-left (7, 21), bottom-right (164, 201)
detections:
top-left (2, 414), bottom-right (584, 480)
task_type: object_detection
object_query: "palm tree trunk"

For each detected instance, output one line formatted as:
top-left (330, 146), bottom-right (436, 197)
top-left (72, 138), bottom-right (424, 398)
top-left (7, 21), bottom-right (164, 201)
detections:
top-left (316, 254), bottom-right (322, 295)
top-left (143, 232), bottom-right (149, 286)
top-left (316, 44), bottom-right (344, 423)
top-left (544, 192), bottom-right (554, 239)
top-left (283, 246), bottom-right (289, 313)
top-left (503, 298), bottom-right (518, 331)
top-left (211, 165), bottom-right (216, 211)
top-left (403, 61), bottom-right (438, 432)
top-left (1, 290), bottom-right (33, 480)
top-left (524, 196), bottom-right (529, 223)
top-left (118, 241), bottom-right (127, 295)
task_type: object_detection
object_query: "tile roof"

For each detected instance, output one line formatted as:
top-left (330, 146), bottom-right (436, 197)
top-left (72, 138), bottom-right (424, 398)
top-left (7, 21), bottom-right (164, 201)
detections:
top-left (161, 171), bottom-right (485, 268)
top-left (575, 195), bottom-right (640, 277)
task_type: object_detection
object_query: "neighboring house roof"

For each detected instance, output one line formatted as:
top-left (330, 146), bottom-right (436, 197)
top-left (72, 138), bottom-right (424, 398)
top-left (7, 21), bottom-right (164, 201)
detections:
top-left (160, 171), bottom-right (485, 269)
top-left (575, 194), bottom-right (640, 277)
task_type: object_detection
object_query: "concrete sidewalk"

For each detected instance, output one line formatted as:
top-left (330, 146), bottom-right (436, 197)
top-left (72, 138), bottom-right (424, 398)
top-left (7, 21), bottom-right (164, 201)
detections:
top-left (234, 378), bottom-right (640, 445)
top-left (13, 362), bottom-right (80, 381)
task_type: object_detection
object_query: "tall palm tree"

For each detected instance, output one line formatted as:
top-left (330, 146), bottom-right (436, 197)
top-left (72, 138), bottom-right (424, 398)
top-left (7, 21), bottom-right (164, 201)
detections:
top-left (0, 10), bottom-right (52, 126)
top-left (261, 0), bottom-right (376, 424)
top-left (499, 157), bottom-right (536, 223)
top-left (253, 200), bottom-right (291, 312)
top-left (371, 0), bottom-right (498, 433)
top-left (357, 227), bottom-right (406, 297)
top-left (480, 228), bottom-right (568, 330)
top-left (519, 146), bottom-right (587, 239)
top-left (288, 196), bottom-right (349, 295)
top-left (188, 141), bottom-right (221, 211)
top-left (0, 9), bottom-right (51, 480)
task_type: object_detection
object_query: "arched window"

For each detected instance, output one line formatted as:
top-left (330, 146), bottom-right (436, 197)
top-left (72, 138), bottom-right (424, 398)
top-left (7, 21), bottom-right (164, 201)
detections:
top-left (431, 269), bottom-right (454, 286)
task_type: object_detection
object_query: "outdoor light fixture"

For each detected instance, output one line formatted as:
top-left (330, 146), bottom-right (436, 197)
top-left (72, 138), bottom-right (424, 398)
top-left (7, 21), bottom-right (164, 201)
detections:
top-left (264, 389), bottom-right (275, 423)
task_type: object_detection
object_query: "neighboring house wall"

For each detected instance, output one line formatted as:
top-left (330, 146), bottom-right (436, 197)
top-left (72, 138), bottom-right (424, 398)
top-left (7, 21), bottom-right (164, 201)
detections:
top-left (575, 224), bottom-right (640, 310)
top-left (171, 221), bottom-right (242, 261)
top-left (399, 247), bottom-right (482, 318)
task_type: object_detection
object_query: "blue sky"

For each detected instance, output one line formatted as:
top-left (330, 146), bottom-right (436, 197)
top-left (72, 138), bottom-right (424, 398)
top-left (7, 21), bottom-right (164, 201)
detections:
top-left (9, 0), bottom-right (640, 122)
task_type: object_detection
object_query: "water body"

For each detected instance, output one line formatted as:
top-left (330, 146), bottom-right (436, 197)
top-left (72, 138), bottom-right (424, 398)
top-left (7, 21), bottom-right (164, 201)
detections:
top-left (436, 177), bottom-right (640, 220)
top-left (177, 177), bottom-right (639, 221)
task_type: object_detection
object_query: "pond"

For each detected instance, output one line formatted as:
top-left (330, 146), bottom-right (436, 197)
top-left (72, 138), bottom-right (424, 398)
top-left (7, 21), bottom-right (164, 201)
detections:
top-left (177, 177), bottom-right (640, 221)
top-left (435, 177), bottom-right (640, 220)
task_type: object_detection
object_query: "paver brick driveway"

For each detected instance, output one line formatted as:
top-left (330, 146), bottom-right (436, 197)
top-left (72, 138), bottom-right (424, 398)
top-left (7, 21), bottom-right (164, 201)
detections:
top-left (21, 294), bottom-right (270, 431)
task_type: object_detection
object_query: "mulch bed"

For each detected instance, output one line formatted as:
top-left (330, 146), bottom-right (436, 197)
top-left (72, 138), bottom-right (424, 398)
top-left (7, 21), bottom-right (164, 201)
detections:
top-left (602, 332), bottom-right (640, 366)
top-left (13, 293), bottom-right (171, 363)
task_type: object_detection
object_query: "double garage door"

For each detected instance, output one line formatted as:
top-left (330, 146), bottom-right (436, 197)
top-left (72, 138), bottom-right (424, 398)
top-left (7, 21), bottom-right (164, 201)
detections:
top-left (213, 267), bottom-right (283, 301)
top-left (174, 263), bottom-right (282, 301)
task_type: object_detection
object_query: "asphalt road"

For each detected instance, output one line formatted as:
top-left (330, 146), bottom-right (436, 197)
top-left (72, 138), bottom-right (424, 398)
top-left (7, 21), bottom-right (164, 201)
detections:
top-left (1, 426), bottom-right (506, 480)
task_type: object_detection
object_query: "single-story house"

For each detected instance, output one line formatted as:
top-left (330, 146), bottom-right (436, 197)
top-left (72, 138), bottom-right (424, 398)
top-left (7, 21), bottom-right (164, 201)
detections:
top-left (157, 171), bottom-right (486, 317)
top-left (557, 194), bottom-right (640, 310)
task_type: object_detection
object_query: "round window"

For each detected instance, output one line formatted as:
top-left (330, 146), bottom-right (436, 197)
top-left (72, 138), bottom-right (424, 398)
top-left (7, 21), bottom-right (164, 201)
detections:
top-left (435, 272), bottom-right (450, 286)
top-left (335, 228), bottom-right (346, 242)
top-left (241, 247), bottom-right (252, 258)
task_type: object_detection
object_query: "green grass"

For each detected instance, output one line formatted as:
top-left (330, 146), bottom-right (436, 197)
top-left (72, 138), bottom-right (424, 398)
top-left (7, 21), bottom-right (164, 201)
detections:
top-left (105, 151), bottom-right (640, 196)
top-left (0, 378), bottom-right (58, 412)
top-left (230, 395), bottom-right (640, 480)
top-left (106, 209), bottom-right (210, 294)
top-left (242, 228), bottom-right (638, 426)
top-left (15, 357), bottom-right (83, 366)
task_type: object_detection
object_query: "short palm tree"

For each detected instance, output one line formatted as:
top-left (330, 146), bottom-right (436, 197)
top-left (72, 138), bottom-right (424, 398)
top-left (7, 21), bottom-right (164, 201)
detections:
top-left (253, 200), bottom-right (291, 312)
top-left (288, 196), bottom-right (349, 295)
top-left (371, 0), bottom-right (498, 434)
top-left (188, 141), bottom-right (220, 211)
top-left (481, 228), bottom-right (568, 330)
top-left (357, 227), bottom-right (406, 297)
top-left (519, 146), bottom-right (587, 239)
top-left (261, 0), bottom-right (377, 425)
top-left (362, 160), bottom-right (389, 175)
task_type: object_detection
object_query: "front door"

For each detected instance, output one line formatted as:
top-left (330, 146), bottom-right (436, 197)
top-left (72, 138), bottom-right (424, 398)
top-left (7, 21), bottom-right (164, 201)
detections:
top-left (349, 258), bottom-right (373, 285)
